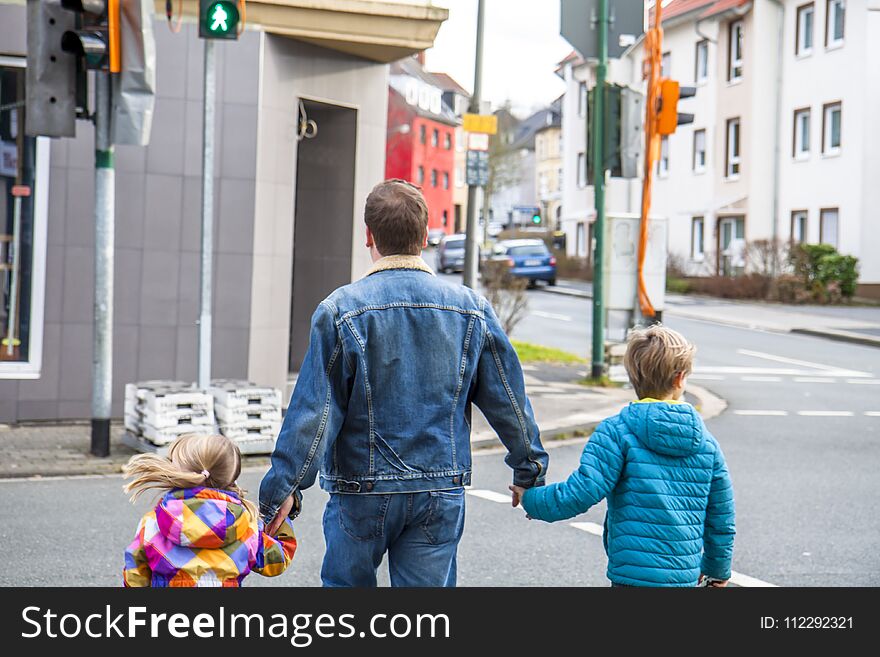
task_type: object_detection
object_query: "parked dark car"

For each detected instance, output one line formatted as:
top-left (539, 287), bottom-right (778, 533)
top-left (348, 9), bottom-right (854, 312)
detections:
top-left (491, 239), bottom-right (557, 286)
top-left (435, 234), bottom-right (467, 273)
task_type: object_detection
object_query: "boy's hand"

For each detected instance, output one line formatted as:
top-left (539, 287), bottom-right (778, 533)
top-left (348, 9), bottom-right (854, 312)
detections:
top-left (509, 485), bottom-right (527, 508)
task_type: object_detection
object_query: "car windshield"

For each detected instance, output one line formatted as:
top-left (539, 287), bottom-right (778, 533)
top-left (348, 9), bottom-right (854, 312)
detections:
top-left (507, 245), bottom-right (548, 256)
top-left (444, 238), bottom-right (465, 248)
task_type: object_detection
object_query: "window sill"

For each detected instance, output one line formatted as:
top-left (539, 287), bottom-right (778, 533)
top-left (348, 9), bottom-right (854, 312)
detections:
top-left (793, 153), bottom-right (810, 162)
top-left (691, 255), bottom-right (705, 263)
top-left (693, 167), bottom-right (707, 176)
top-left (821, 150), bottom-right (841, 159)
top-left (727, 77), bottom-right (743, 87)
top-left (795, 50), bottom-right (813, 60)
top-left (826, 40), bottom-right (845, 52)
top-left (723, 174), bottom-right (741, 182)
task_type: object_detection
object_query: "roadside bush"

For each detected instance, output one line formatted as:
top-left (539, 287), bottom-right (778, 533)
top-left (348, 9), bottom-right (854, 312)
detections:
top-left (690, 274), bottom-right (772, 300)
top-left (556, 254), bottom-right (593, 281)
top-left (788, 243), bottom-right (859, 302)
top-left (482, 260), bottom-right (529, 334)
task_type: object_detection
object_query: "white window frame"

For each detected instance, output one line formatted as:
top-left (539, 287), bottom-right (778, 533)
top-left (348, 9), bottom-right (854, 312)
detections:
top-left (695, 39), bottom-right (709, 84)
top-left (661, 51), bottom-right (671, 78)
top-left (658, 136), bottom-right (670, 177)
top-left (691, 217), bottom-right (705, 261)
top-left (791, 210), bottom-right (808, 243)
top-left (725, 118), bottom-right (741, 179)
top-left (728, 20), bottom-right (744, 82)
top-left (693, 129), bottom-right (707, 173)
top-left (577, 152), bottom-right (587, 188)
top-left (825, 0), bottom-right (845, 49)
top-left (793, 108), bottom-right (811, 159)
top-left (0, 57), bottom-right (50, 379)
top-left (820, 208), bottom-right (839, 248)
top-left (822, 102), bottom-right (842, 156)
top-left (578, 82), bottom-right (587, 118)
top-left (796, 3), bottom-right (814, 57)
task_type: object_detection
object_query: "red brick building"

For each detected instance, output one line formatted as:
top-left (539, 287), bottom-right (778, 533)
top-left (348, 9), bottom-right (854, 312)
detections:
top-left (386, 56), bottom-right (458, 234)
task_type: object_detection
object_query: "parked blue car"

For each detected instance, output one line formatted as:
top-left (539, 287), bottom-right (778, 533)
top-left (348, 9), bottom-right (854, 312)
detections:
top-left (491, 239), bottom-right (557, 287)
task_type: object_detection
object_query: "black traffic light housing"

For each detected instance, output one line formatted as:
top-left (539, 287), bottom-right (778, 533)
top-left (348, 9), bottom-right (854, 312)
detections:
top-left (59, 0), bottom-right (120, 72)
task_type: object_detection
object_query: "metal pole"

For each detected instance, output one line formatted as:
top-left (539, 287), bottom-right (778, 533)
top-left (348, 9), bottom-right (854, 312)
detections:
top-left (4, 195), bottom-right (22, 356)
top-left (590, 0), bottom-right (609, 379)
top-left (463, 0), bottom-right (485, 289)
top-left (91, 71), bottom-right (114, 457)
top-left (198, 40), bottom-right (216, 390)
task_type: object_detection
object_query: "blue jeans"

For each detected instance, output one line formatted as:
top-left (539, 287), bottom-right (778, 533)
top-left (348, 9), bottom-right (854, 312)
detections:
top-left (321, 490), bottom-right (466, 587)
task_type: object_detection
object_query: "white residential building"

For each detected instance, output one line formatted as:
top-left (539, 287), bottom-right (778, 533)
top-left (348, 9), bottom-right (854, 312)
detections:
top-left (559, 0), bottom-right (880, 295)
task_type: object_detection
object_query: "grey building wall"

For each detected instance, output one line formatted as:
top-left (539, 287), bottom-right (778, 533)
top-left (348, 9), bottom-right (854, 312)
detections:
top-left (0, 12), bottom-right (260, 422)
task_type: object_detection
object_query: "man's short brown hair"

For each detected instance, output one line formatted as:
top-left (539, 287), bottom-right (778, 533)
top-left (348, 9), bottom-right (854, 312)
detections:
top-left (623, 325), bottom-right (696, 399)
top-left (364, 179), bottom-right (429, 256)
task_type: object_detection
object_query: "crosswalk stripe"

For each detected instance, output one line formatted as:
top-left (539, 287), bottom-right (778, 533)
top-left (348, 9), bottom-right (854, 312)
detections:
top-left (847, 379), bottom-right (880, 385)
top-left (733, 410), bottom-right (788, 416)
top-left (570, 521), bottom-right (603, 536)
top-left (741, 376), bottom-right (782, 382)
top-left (466, 489), bottom-right (512, 504)
top-left (729, 571), bottom-right (777, 588)
top-left (797, 411), bottom-right (854, 417)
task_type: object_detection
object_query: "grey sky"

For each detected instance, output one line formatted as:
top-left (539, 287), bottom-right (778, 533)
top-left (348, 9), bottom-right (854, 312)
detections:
top-left (424, 0), bottom-right (571, 116)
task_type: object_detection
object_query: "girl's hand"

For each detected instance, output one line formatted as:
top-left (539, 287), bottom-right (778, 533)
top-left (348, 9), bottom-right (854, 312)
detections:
top-left (509, 485), bottom-right (527, 508)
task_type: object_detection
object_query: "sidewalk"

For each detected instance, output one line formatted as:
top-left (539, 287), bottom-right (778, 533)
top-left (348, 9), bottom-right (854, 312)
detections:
top-left (0, 363), bottom-right (638, 479)
top-left (541, 278), bottom-right (880, 347)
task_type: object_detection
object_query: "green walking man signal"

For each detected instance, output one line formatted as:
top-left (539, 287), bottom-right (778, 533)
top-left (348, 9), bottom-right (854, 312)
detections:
top-left (199, 0), bottom-right (240, 40)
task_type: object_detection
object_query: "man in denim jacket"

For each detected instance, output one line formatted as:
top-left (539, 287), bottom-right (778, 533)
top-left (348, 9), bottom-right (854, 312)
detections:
top-left (260, 179), bottom-right (548, 587)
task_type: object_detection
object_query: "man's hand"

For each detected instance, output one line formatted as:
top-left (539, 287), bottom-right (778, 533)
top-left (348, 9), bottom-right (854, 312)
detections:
top-left (509, 485), bottom-right (526, 508)
top-left (699, 574), bottom-right (730, 588)
top-left (267, 495), bottom-right (295, 536)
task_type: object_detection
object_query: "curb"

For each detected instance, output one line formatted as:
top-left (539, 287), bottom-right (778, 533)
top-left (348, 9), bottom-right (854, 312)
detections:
top-left (538, 286), bottom-right (591, 300)
top-left (686, 383), bottom-right (727, 421)
top-left (471, 420), bottom-right (601, 451)
top-left (791, 327), bottom-right (880, 349)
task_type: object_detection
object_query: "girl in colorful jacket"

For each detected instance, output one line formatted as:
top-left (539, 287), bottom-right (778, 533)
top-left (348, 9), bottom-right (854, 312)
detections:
top-left (123, 433), bottom-right (297, 587)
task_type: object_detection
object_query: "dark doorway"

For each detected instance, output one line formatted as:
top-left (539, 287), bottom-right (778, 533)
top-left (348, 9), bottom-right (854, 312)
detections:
top-left (289, 100), bottom-right (357, 373)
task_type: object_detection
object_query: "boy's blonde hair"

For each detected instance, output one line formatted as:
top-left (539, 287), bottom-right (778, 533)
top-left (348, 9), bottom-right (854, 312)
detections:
top-left (623, 324), bottom-right (696, 399)
top-left (123, 433), bottom-right (257, 518)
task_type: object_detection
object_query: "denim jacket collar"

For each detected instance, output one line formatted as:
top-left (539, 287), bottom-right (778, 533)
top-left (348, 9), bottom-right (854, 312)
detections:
top-left (364, 255), bottom-right (435, 278)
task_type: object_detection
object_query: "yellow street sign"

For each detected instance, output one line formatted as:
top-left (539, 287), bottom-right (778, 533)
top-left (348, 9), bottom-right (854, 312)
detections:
top-left (463, 113), bottom-right (498, 135)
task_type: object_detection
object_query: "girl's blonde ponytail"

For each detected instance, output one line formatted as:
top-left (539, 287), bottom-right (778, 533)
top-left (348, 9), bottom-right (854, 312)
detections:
top-left (122, 453), bottom-right (209, 502)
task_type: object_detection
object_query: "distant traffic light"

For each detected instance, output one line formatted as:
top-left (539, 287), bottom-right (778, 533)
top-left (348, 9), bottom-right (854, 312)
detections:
top-left (60, 0), bottom-right (121, 72)
top-left (532, 212), bottom-right (542, 225)
top-left (200, 0), bottom-right (240, 40)
top-left (657, 79), bottom-right (696, 136)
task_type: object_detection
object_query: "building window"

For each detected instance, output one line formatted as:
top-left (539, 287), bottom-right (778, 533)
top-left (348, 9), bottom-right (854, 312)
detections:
top-left (431, 169), bottom-right (438, 187)
top-left (578, 82), bottom-right (587, 118)
top-left (419, 124), bottom-right (426, 144)
top-left (695, 39), bottom-right (709, 83)
top-left (0, 62), bottom-right (49, 378)
top-left (442, 210), bottom-right (449, 227)
top-left (728, 20), bottom-right (744, 81)
top-left (661, 51), bottom-right (671, 77)
top-left (444, 132), bottom-right (452, 149)
top-left (658, 136), bottom-right (670, 176)
top-left (822, 102), bottom-right (842, 155)
top-left (417, 166), bottom-right (425, 184)
top-left (791, 210), bottom-right (808, 243)
top-left (793, 108), bottom-right (811, 158)
top-left (455, 166), bottom-right (464, 187)
top-left (826, 0), bottom-right (845, 47)
top-left (443, 171), bottom-right (449, 189)
top-left (577, 152), bottom-right (587, 188)
top-left (820, 208), bottom-right (839, 248)
top-left (693, 129), bottom-right (707, 173)
top-left (796, 3), bottom-right (814, 55)
top-left (431, 129), bottom-right (439, 147)
top-left (557, 166), bottom-right (563, 192)
top-left (691, 217), bottom-right (705, 261)
top-left (725, 118), bottom-right (741, 178)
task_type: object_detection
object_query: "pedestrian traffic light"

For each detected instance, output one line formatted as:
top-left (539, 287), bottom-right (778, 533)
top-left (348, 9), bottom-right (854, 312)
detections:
top-left (199, 0), bottom-right (241, 40)
top-left (657, 79), bottom-right (696, 136)
top-left (532, 212), bottom-right (542, 225)
top-left (59, 0), bottom-right (121, 72)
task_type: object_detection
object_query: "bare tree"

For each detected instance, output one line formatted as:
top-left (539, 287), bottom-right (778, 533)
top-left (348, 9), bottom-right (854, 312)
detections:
top-left (482, 260), bottom-right (529, 335)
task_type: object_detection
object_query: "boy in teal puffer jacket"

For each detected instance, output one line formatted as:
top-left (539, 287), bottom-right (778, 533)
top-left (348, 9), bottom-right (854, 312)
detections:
top-left (512, 325), bottom-right (735, 587)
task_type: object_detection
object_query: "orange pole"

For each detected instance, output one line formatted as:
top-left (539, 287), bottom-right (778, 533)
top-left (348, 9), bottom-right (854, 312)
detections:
top-left (108, 0), bottom-right (121, 73)
top-left (637, 1), bottom-right (664, 318)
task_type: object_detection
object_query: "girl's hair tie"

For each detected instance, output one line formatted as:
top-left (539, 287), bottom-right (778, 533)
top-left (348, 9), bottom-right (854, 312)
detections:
top-left (200, 469), bottom-right (210, 479)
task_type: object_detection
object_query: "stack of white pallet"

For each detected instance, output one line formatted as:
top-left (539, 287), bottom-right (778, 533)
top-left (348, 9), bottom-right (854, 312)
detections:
top-left (123, 381), bottom-right (215, 455)
top-left (209, 379), bottom-right (282, 454)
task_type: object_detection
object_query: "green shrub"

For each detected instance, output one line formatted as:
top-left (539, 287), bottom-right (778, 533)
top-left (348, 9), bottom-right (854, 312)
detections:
top-left (816, 254), bottom-right (859, 299)
top-left (788, 243), bottom-right (859, 302)
top-left (666, 277), bottom-right (692, 294)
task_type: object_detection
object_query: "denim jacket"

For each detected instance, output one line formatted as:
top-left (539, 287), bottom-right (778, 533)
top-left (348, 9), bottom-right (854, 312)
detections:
top-left (259, 255), bottom-right (548, 520)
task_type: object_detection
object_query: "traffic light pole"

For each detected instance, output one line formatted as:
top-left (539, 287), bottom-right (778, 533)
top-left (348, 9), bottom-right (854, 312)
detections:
top-left (198, 39), bottom-right (216, 390)
top-left (91, 71), bottom-right (114, 457)
top-left (590, 0), bottom-right (608, 379)
top-left (462, 0), bottom-right (485, 289)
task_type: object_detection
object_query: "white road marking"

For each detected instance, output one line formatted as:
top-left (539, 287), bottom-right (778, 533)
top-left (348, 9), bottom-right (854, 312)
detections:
top-left (531, 310), bottom-right (573, 322)
top-left (729, 571), bottom-right (778, 588)
top-left (796, 410), bottom-right (854, 417)
top-left (794, 377), bottom-right (836, 383)
top-left (466, 489), bottom-right (512, 504)
top-left (687, 374), bottom-right (726, 381)
top-left (733, 410), bottom-right (788, 416)
top-left (570, 521), bottom-right (604, 536)
top-left (864, 412), bottom-right (880, 417)
top-left (847, 379), bottom-right (880, 385)
top-left (740, 376), bottom-right (783, 382)
top-left (736, 349), bottom-right (871, 377)
top-left (695, 366), bottom-right (862, 377)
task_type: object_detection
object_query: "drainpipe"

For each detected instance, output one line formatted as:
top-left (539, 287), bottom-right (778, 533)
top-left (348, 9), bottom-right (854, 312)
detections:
top-left (769, 0), bottom-right (785, 275)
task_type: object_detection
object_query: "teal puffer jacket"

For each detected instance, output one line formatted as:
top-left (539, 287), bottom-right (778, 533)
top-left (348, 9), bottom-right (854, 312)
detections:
top-left (522, 401), bottom-right (735, 587)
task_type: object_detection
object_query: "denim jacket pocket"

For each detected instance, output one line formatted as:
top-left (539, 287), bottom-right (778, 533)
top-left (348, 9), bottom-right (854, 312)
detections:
top-left (421, 489), bottom-right (466, 546)
top-left (338, 493), bottom-right (391, 541)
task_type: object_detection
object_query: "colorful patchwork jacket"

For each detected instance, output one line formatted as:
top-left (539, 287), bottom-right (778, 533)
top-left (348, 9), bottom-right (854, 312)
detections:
top-left (124, 486), bottom-right (296, 587)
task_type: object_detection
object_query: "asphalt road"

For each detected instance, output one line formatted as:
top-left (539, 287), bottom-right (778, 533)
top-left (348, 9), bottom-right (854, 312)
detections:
top-left (0, 260), bottom-right (876, 586)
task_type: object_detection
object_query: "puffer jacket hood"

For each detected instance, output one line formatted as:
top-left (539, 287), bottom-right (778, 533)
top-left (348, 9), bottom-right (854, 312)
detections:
top-left (154, 487), bottom-right (251, 549)
top-left (619, 401), bottom-right (706, 457)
